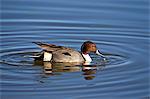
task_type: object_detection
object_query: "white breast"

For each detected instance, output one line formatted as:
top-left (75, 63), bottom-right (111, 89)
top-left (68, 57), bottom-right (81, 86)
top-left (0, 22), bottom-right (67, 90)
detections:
top-left (82, 54), bottom-right (92, 62)
top-left (43, 51), bottom-right (52, 61)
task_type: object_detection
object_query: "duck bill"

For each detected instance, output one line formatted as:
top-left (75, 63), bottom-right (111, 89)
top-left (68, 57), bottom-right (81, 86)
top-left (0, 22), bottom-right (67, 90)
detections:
top-left (95, 50), bottom-right (105, 58)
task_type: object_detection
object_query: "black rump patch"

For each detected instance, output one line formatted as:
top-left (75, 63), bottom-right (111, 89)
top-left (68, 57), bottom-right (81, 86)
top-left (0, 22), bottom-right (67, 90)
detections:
top-left (62, 52), bottom-right (71, 56)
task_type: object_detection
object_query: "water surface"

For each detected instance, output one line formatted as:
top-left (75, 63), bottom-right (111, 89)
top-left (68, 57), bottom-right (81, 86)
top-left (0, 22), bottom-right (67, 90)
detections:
top-left (1, 0), bottom-right (149, 99)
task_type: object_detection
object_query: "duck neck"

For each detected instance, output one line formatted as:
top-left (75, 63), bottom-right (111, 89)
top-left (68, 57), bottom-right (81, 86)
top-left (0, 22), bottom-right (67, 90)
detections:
top-left (82, 53), bottom-right (92, 62)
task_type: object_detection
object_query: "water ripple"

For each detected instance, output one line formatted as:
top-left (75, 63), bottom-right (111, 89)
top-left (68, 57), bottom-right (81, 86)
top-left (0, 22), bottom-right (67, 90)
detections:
top-left (1, 0), bottom-right (149, 98)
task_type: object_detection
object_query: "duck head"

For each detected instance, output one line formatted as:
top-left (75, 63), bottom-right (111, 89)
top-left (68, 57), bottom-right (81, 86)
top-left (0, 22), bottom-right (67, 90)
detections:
top-left (81, 41), bottom-right (106, 63)
top-left (81, 41), bottom-right (100, 55)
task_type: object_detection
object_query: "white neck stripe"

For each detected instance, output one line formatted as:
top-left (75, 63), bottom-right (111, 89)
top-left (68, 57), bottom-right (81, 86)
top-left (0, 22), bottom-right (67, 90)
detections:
top-left (82, 53), bottom-right (92, 62)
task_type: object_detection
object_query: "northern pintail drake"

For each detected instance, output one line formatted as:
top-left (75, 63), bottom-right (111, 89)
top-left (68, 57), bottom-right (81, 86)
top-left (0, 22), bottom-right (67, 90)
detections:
top-left (32, 41), bottom-right (105, 63)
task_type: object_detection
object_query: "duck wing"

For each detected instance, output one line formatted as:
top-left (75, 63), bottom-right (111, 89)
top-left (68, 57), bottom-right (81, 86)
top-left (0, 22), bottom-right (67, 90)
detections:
top-left (33, 42), bottom-right (67, 52)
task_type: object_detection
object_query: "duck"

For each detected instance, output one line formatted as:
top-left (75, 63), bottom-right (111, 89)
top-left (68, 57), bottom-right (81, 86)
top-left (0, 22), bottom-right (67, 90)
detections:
top-left (32, 41), bottom-right (105, 63)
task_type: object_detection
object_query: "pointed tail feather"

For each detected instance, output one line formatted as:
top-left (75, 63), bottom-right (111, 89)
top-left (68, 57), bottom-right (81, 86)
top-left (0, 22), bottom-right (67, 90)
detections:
top-left (32, 42), bottom-right (56, 47)
top-left (32, 42), bottom-right (46, 46)
top-left (32, 42), bottom-right (59, 51)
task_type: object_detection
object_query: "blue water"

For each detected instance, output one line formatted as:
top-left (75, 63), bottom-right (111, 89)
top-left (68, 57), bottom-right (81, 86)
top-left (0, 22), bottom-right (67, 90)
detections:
top-left (0, 0), bottom-right (149, 99)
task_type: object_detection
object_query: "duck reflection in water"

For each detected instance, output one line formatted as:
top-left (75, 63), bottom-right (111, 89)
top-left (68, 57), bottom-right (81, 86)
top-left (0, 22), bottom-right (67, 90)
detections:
top-left (34, 60), bottom-right (105, 80)
top-left (82, 65), bottom-right (97, 80)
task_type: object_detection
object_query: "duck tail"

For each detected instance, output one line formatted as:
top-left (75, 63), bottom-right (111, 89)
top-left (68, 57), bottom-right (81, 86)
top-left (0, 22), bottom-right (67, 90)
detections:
top-left (32, 42), bottom-right (51, 47)
top-left (32, 42), bottom-right (45, 46)
top-left (32, 42), bottom-right (57, 50)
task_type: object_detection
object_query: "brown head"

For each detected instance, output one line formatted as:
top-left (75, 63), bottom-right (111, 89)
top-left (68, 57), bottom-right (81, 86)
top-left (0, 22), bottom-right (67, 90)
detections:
top-left (81, 41), bottom-right (97, 54)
